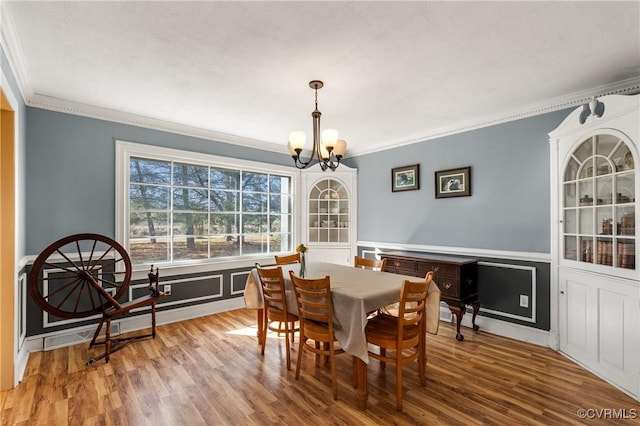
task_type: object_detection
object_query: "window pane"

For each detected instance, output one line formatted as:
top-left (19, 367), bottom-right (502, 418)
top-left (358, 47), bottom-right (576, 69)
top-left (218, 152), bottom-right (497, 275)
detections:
top-left (173, 163), bottom-right (208, 187)
top-left (270, 175), bottom-right (291, 193)
top-left (243, 172), bottom-right (268, 192)
top-left (172, 188), bottom-right (208, 211)
top-left (130, 185), bottom-right (170, 210)
top-left (129, 237), bottom-right (170, 265)
top-left (242, 192), bottom-right (268, 212)
top-left (242, 214), bottom-right (268, 233)
top-left (211, 235), bottom-right (240, 257)
top-left (173, 213), bottom-right (208, 236)
top-left (270, 214), bottom-right (292, 233)
top-left (210, 190), bottom-right (239, 212)
top-left (210, 168), bottom-right (240, 190)
top-left (242, 234), bottom-right (267, 254)
top-left (130, 158), bottom-right (171, 184)
top-left (173, 236), bottom-right (208, 261)
top-left (130, 212), bottom-right (169, 237)
top-left (210, 213), bottom-right (239, 234)
top-left (270, 194), bottom-right (292, 213)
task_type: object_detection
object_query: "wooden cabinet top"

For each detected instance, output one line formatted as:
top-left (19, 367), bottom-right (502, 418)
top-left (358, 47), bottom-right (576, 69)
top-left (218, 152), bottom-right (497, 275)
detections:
top-left (380, 251), bottom-right (478, 266)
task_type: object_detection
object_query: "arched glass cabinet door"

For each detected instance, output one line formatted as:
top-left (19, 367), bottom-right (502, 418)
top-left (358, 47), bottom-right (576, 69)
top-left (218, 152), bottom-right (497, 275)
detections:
top-left (562, 134), bottom-right (635, 269)
top-left (307, 178), bottom-right (350, 243)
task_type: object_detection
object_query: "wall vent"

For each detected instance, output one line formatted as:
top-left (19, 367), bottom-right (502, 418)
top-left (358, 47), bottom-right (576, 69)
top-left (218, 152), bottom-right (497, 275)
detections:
top-left (439, 308), bottom-right (453, 323)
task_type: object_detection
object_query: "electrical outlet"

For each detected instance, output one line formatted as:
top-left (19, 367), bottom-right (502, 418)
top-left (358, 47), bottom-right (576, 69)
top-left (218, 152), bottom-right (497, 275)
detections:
top-left (519, 294), bottom-right (529, 308)
top-left (163, 284), bottom-right (172, 295)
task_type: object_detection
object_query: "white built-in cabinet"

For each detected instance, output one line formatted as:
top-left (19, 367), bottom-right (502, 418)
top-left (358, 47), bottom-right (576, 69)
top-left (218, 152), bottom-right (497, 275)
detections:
top-left (300, 163), bottom-right (357, 265)
top-left (549, 94), bottom-right (640, 401)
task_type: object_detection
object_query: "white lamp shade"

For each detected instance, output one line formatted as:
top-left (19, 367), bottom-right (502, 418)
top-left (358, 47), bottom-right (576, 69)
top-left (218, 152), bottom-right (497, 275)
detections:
top-left (319, 143), bottom-right (330, 160)
top-left (321, 128), bottom-right (339, 149)
top-left (287, 141), bottom-right (297, 156)
top-left (289, 131), bottom-right (306, 150)
top-left (334, 139), bottom-right (347, 157)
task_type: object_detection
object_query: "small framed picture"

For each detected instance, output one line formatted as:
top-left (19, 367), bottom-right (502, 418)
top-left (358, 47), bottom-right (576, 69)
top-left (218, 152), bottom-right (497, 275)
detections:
top-left (392, 164), bottom-right (420, 192)
top-left (435, 166), bottom-right (471, 198)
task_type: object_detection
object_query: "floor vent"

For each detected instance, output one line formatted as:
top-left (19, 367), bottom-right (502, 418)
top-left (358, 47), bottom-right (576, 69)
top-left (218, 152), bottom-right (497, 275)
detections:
top-left (43, 324), bottom-right (120, 351)
top-left (439, 309), bottom-right (453, 323)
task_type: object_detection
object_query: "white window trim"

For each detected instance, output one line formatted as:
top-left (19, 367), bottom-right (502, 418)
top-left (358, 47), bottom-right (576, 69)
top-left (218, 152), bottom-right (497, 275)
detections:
top-left (115, 140), bottom-right (301, 273)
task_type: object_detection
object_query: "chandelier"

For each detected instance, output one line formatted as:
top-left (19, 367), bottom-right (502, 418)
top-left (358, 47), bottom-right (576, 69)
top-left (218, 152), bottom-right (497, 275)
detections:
top-left (287, 80), bottom-right (347, 171)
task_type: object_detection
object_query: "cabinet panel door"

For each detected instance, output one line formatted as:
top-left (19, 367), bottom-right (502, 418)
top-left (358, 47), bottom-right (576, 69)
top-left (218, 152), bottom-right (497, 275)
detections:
top-left (559, 267), bottom-right (640, 397)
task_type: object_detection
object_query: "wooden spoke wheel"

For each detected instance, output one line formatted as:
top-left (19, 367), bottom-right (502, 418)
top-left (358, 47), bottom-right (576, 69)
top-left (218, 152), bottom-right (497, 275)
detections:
top-left (29, 233), bottom-right (132, 319)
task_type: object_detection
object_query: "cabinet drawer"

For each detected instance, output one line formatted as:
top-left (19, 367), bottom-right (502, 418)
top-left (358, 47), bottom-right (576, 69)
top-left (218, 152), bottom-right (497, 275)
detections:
top-left (417, 262), bottom-right (458, 277)
top-left (436, 275), bottom-right (459, 298)
top-left (387, 259), bottom-right (416, 273)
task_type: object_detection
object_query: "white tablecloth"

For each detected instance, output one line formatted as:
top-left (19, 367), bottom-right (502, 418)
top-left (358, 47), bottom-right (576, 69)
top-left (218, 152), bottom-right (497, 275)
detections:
top-left (244, 261), bottom-right (441, 363)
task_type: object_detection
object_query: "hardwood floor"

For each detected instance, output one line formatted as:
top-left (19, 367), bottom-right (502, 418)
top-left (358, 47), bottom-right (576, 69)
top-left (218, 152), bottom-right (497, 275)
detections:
top-left (1, 308), bottom-right (639, 425)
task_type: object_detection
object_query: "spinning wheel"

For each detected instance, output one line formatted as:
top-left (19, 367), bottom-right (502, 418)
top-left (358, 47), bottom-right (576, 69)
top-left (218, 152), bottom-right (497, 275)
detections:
top-left (29, 233), bottom-right (166, 363)
top-left (29, 233), bottom-right (132, 319)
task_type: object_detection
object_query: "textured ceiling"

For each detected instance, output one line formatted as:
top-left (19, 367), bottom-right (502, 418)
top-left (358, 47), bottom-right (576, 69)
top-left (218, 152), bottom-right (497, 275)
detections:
top-left (2, 1), bottom-right (639, 156)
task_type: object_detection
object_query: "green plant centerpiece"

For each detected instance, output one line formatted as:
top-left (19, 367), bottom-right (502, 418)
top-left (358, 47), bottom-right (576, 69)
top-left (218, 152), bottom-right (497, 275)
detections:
top-left (296, 244), bottom-right (308, 277)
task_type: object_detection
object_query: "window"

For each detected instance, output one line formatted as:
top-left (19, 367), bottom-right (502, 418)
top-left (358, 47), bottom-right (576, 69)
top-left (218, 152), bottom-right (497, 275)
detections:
top-left (117, 141), bottom-right (297, 267)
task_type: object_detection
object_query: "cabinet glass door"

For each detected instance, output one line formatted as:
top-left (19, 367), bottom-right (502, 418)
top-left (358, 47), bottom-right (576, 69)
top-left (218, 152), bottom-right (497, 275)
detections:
top-left (562, 134), bottom-right (635, 269)
top-left (308, 178), bottom-right (349, 243)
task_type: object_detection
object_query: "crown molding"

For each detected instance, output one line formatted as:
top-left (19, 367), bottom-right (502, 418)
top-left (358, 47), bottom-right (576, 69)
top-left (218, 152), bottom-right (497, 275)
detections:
top-left (26, 93), bottom-right (280, 152)
top-left (0, 3), bottom-right (33, 101)
top-left (349, 76), bottom-right (640, 157)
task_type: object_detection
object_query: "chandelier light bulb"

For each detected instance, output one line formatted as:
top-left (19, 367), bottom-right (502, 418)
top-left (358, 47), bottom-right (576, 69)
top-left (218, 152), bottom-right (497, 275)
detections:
top-left (334, 139), bottom-right (347, 157)
top-left (321, 129), bottom-right (339, 149)
top-left (319, 143), bottom-right (330, 160)
top-left (289, 131), bottom-right (306, 151)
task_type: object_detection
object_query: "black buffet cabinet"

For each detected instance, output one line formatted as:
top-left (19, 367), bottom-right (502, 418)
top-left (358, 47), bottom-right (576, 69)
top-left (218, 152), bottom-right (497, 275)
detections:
top-left (380, 251), bottom-right (480, 341)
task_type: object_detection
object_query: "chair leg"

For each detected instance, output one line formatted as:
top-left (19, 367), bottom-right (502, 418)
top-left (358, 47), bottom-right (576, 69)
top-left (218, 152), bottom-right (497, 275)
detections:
top-left (380, 348), bottom-right (386, 370)
top-left (260, 314), bottom-right (267, 356)
top-left (419, 336), bottom-right (426, 386)
top-left (295, 336), bottom-right (304, 380)
top-left (396, 357), bottom-right (403, 411)
top-left (329, 341), bottom-right (338, 400)
top-left (290, 321), bottom-right (295, 343)
top-left (284, 319), bottom-right (291, 371)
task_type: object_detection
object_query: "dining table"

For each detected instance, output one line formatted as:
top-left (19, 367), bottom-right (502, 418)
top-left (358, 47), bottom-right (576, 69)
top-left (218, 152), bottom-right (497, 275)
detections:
top-left (244, 261), bottom-right (441, 409)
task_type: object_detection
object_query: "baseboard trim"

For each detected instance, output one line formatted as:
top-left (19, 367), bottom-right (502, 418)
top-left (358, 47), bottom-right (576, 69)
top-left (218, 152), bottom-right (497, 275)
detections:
top-left (442, 306), bottom-right (550, 347)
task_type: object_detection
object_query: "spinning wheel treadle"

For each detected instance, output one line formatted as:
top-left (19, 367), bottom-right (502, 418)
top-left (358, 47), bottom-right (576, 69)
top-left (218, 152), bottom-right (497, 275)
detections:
top-left (29, 233), bottom-right (166, 363)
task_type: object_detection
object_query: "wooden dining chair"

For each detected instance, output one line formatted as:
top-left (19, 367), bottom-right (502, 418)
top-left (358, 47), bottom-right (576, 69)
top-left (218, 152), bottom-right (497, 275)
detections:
top-left (354, 255), bottom-right (387, 271)
top-left (364, 271), bottom-right (432, 411)
top-left (274, 252), bottom-right (301, 265)
top-left (256, 266), bottom-right (298, 370)
top-left (289, 271), bottom-right (345, 400)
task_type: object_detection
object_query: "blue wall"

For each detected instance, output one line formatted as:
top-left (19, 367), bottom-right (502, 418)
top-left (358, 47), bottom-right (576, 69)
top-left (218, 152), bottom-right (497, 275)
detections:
top-left (25, 108), bottom-right (292, 253)
top-left (350, 111), bottom-right (570, 254)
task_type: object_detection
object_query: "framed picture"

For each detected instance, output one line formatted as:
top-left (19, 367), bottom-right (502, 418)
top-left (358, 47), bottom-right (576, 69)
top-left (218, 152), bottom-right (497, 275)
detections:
top-left (391, 164), bottom-right (420, 192)
top-left (435, 166), bottom-right (471, 198)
